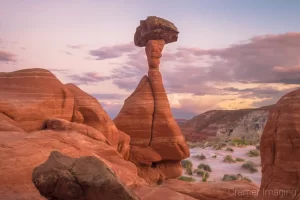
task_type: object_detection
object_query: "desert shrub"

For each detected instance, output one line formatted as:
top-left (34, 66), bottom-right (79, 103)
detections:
top-left (194, 169), bottom-right (210, 182)
top-left (242, 176), bottom-right (252, 182)
top-left (247, 149), bottom-right (260, 157)
top-left (186, 167), bottom-right (193, 175)
top-left (226, 147), bottom-right (234, 152)
top-left (188, 142), bottom-right (204, 149)
top-left (222, 174), bottom-right (252, 182)
top-left (242, 161), bottom-right (258, 173)
top-left (202, 172), bottom-right (209, 182)
top-left (236, 157), bottom-right (245, 162)
top-left (222, 174), bottom-right (238, 181)
top-left (230, 138), bottom-right (250, 147)
top-left (195, 154), bottom-right (206, 160)
top-left (197, 163), bottom-right (212, 172)
top-left (181, 160), bottom-right (193, 168)
top-left (212, 155), bottom-right (217, 158)
top-left (178, 176), bottom-right (196, 182)
top-left (223, 155), bottom-right (236, 163)
top-left (213, 142), bottom-right (227, 150)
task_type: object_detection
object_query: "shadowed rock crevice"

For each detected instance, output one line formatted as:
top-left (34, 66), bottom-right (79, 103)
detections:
top-left (148, 76), bottom-right (156, 146)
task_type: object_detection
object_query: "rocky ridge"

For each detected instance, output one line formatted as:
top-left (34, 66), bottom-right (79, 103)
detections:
top-left (180, 105), bottom-right (273, 142)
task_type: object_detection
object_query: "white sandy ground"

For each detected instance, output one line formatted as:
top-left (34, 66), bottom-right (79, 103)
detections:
top-left (183, 145), bottom-right (261, 186)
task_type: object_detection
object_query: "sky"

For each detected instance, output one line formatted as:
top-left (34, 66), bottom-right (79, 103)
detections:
top-left (1, 0), bottom-right (300, 119)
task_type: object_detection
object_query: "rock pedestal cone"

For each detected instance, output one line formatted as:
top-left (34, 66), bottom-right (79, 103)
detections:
top-left (114, 17), bottom-right (189, 183)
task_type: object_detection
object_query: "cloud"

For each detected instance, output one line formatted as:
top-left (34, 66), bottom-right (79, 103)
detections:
top-left (91, 93), bottom-right (127, 100)
top-left (47, 68), bottom-right (70, 74)
top-left (177, 32), bottom-right (300, 84)
top-left (59, 50), bottom-right (73, 56)
top-left (100, 101), bottom-right (123, 119)
top-left (273, 65), bottom-right (300, 73)
top-left (89, 43), bottom-right (137, 60)
top-left (0, 50), bottom-right (17, 62)
top-left (66, 44), bottom-right (84, 49)
top-left (86, 32), bottom-right (300, 118)
top-left (68, 72), bottom-right (111, 85)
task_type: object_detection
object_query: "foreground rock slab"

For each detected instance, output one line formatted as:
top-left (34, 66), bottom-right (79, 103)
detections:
top-left (0, 130), bottom-right (144, 200)
top-left (32, 151), bottom-right (140, 200)
top-left (161, 179), bottom-right (258, 200)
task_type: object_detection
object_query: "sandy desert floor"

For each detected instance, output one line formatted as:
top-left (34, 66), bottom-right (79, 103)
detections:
top-left (184, 145), bottom-right (261, 186)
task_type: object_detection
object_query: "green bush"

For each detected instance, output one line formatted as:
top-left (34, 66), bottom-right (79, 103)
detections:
top-left (178, 176), bottom-right (196, 182)
top-left (230, 138), bottom-right (250, 147)
top-left (226, 147), bottom-right (234, 152)
top-left (197, 163), bottom-right (212, 172)
top-left (186, 167), bottom-right (193, 175)
top-left (195, 154), bottom-right (206, 160)
top-left (242, 176), bottom-right (252, 182)
top-left (213, 142), bottom-right (227, 150)
top-left (223, 155), bottom-right (236, 163)
top-left (236, 158), bottom-right (245, 162)
top-left (242, 161), bottom-right (258, 173)
top-left (222, 174), bottom-right (238, 181)
top-left (188, 142), bottom-right (204, 149)
top-left (181, 160), bottom-right (193, 168)
top-left (247, 149), bottom-right (260, 157)
top-left (222, 174), bottom-right (252, 182)
top-left (194, 169), bottom-right (210, 182)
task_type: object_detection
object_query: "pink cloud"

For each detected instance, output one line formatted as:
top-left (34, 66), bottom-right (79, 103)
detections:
top-left (0, 50), bottom-right (17, 62)
top-left (273, 65), bottom-right (300, 73)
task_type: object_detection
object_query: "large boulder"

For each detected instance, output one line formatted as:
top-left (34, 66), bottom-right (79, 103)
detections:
top-left (0, 68), bottom-right (74, 132)
top-left (32, 151), bottom-right (140, 200)
top-left (134, 16), bottom-right (179, 47)
top-left (257, 89), bottom-right (300, 200)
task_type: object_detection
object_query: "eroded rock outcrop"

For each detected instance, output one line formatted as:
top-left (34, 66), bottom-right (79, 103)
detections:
top-left (114, 16), bottom-right (189, 184)
top-left (46, 118), bottom-right (110, 145)
top-left (0, 68), bottom-right (74, 132)
top-left (65, 83), bottom-right (120, 149)
top-left (32, 151), bottom-right (140, 200)
top-left (257, 89), bottom-right (300, 200)
top-left (0, 69), bottom-right (130, 158)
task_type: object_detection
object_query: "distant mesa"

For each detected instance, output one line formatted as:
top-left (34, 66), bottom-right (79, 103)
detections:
top-left (134, 16), bottom-right (179, 47)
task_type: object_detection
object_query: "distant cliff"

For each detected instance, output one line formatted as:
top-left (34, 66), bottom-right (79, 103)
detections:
top-left (178, 105), bottom-right (274, 142)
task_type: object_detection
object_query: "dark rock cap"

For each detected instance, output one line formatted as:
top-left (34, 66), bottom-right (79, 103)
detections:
top-left (134, 16), bottom-right (179, 47)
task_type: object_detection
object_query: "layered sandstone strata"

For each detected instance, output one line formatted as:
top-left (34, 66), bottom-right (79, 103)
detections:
top-left (257, 89), bottom-right (300, 200)
top-left (114, 16), bottom-right (189, 184)
top-left (0, 68), bottom-right (128, 156)
top-left (0, 68), bottom-right (74, 132)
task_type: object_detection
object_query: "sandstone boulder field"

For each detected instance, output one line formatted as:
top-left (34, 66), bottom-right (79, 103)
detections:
top-left (0, 16), bottom-right (297, 200)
